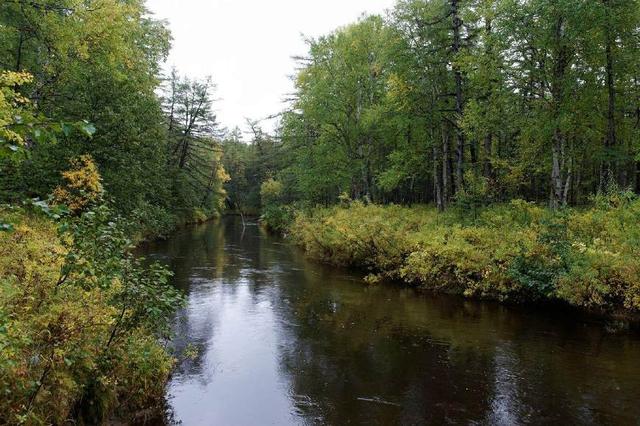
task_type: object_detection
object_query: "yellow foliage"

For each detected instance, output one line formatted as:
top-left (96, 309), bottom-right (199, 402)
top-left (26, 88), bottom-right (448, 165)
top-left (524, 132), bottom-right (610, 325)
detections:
top-left (260, 178), bottom-right (284, 206)
top-left (53, 155), bottom-right (104, 213)
top-left (386, 73), bottom-right (411, 111)
top-left (290, 201), bottom-right (640, 313)
top-left (0, 209), bottom-right (174, 424)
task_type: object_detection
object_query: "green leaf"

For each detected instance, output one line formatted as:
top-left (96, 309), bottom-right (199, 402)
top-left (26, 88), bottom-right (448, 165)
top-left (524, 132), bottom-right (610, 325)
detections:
top-left (62, 123), bottom-right (72, 137)
top-left (0, 223), bottom-right (14, 232)
top-left (33, 129), bottom-right (44, 143)
top-left (80, 121), bottom-right (96, 137)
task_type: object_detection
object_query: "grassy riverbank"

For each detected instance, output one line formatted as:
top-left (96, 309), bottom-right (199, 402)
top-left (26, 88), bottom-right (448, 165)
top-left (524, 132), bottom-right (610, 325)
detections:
top-left (0, 206), bottom-right (182, 424)
top-left (286, 196), bottom-right (640, 316)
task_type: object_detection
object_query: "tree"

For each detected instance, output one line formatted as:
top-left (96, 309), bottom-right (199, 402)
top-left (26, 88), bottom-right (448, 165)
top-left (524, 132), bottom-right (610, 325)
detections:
top-left (162, 71), bottom-right (228, 219)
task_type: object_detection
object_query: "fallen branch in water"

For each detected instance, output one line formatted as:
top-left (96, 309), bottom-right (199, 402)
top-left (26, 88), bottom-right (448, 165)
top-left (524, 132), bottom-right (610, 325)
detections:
top-left (357, 397), bottom-right (401, 407)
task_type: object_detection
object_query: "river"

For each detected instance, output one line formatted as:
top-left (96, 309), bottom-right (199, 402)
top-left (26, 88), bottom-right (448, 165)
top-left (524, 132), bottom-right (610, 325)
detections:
top-left (140, 217), bottom-right (640, 425)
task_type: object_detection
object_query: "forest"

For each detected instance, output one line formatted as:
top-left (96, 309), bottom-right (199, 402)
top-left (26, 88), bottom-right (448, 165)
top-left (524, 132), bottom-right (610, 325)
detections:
top-left (1, 0), bottom-right (640, 423)
top-left (228, 0), bottom-right (640, 212)
top-left (0, 0), bottom-right (227, 423)
top-left (225, 0), bottom-right (640, 316)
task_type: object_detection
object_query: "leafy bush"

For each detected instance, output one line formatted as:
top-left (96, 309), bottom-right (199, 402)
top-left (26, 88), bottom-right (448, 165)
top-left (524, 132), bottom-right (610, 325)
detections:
top-left (0, 204), bottom-right (183, 424)
top-left (129, 200), bottom-right (177, 240)
top-left (259, 178), bottom-right (296, 233)
top-left (52, 155), bottom-right (104, 214)
top-left (452, 171), bottom-right (494, 222)
top-left (508, 215), bottom-right (573, 298)
top-left (290, 200), bottom-right (640, 313)
top-left (261, 204), bottom-right (294, 234)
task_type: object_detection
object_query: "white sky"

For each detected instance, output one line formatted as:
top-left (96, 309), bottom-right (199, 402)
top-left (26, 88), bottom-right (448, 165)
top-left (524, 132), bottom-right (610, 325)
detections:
top-left (145, 0), bottom-right (396, 135)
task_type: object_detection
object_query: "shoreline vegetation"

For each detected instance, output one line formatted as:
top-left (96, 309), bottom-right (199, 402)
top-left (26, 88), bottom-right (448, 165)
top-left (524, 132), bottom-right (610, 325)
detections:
top-left (262, 195), bottom-right (640, 322)
top-left (0, 157), bottom-right (184, 424)
top-left (0, 204), bottom-right (183, 424)
top-left (2, 0), bottom-right (640, 422)
top-left (216, 0), bottom-right (640, 327)
top-left (1, 0), bottom-right (228, 421)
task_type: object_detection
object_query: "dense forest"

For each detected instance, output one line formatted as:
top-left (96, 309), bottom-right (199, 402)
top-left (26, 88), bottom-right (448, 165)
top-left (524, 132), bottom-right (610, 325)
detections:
top-left (0, 0), bottom-right (227, 423)
top-left (227, 0), bottom-right (640, 212)
top-left (0, 0), bottom-right (228, 235)
top-left (2, 0), bottom-right (640, 423)
top-left (225, 0), bottom-right (640, 317)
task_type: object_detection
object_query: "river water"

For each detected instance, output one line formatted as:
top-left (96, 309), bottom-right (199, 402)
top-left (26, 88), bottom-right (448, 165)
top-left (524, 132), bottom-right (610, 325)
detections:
top-left (141, 217), bottom-right (640, 425)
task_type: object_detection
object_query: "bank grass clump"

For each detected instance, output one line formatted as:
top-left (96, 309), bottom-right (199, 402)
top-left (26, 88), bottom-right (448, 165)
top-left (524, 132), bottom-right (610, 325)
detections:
top-left (290, 197), bottom-right (640, 314)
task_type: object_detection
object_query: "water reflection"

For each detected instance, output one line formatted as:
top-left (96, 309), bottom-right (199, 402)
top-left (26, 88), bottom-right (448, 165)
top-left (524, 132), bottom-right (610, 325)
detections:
top-left (141, 217), bottom-right (640, 425)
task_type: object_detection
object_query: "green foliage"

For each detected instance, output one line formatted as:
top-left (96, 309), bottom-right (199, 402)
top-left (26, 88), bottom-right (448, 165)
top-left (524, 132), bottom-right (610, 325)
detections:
top-left (162, 70), bottom-right (229, 226)
top-left (0, 0), bottom-right (228, 238)
top-left (259, 178), bottom-right (294, 233)
top-left (452, 171), bottom-right (494, 221)
top-left (221, 124), bottom-right (282, 215)
top-left (290, 201), bottom-right (640, 313)
top-left (0, 204), bottom-right (183, 424)
top-left (0, 71), bottom-right (97, 163)
top-left (508, 215), bottom-right (573, 298)
top-left (260, 178), bottom-right (284, 206)
top-left (279, 16), bottom-right (398, 204)
top-left (273, 0), bottom-right (640, 208)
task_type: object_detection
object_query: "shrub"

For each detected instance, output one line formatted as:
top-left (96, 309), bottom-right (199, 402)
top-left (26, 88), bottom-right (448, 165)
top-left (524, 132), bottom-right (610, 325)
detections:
top-left (0, 204), bottom-right (183, 424)
top-left (260, 178), bottom-right (295, 233)
top-left (52, 155), bottom-right (104, 214)
top-left (289, 200), bottom-right (640, 313)
top-left (129, 200), bottom-right (177, 240)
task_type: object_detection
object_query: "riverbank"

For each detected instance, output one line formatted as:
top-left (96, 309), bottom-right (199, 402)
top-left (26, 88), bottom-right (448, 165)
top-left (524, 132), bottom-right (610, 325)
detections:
top-left (0, 206), bottom-right (182, 424)
top-left (284, 197), bottom-right (640, 319)
top-left (145, 215), bottom-right (640, 424)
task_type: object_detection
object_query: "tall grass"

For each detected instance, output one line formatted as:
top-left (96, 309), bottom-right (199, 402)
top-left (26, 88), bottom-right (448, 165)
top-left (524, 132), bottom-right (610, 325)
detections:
top-left (289, 197), bottom-right (640, 314)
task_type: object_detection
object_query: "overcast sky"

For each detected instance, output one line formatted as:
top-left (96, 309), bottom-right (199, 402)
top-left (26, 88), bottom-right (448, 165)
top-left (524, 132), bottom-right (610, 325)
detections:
top-left (145, 0), bottom-right (396, 135)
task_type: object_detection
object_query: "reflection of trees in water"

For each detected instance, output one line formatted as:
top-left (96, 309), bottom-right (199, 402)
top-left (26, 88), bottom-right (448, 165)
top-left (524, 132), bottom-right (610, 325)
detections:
top-left (141, 218), bottom-right (640, 425)
top-left (142, 220), bottom-right (234, 380)
top-left (274, 271), bottom-right (495, 424)
top-left (273, 261), bottom-right (640, 424)
top-left (145, 218), bottom-right (296, 384)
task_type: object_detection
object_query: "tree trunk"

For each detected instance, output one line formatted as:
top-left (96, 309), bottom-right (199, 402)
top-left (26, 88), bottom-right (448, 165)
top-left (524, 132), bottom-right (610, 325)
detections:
top-left (482, 19), bottom-right (494, 181)
top-left (451, 0), bottom-right (465, 192)
top-left (433, 132), bottom-right (444, 211)
top-left (470, 139), bottom-right (478, 167)
top-left (483, 133), bottom-right (492, 179)
top-left (551, 129), bottom-right (564, 209)
top-left (178, 139), bottom-right (189, 169)
top-left (442, 122), bottom-right (452, 207)
top-left (550, 16), bottom-right (571, 209)
top-left (15, 33), bottom-right (23, 71)
top-left (601, 0), bottom-right (617, 190)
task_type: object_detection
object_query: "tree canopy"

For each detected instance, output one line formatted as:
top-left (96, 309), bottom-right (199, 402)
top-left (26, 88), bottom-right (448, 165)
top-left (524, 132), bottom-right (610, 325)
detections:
top-left (239, 0), bottom-right (640, 212)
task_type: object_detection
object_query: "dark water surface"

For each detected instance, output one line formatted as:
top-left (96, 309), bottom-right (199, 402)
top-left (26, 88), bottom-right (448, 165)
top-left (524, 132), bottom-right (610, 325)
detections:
top-left (141, 217), bottom-right (640, 425)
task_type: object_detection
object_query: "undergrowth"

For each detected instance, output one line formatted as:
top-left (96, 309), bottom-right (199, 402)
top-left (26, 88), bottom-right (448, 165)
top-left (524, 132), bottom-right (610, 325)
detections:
top-left (288, 195), bottom-right (640, 314)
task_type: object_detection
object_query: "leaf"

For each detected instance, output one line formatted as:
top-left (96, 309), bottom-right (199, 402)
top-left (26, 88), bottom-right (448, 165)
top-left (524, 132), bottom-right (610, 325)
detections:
top-left (79, 121), bottom-right (96, 137)
top-left (33, 129), bottom-right (44, 143)
top-left (0, 223), bottom-right (14, 232)
top-left (62, 123), bottom-right (72, 137)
